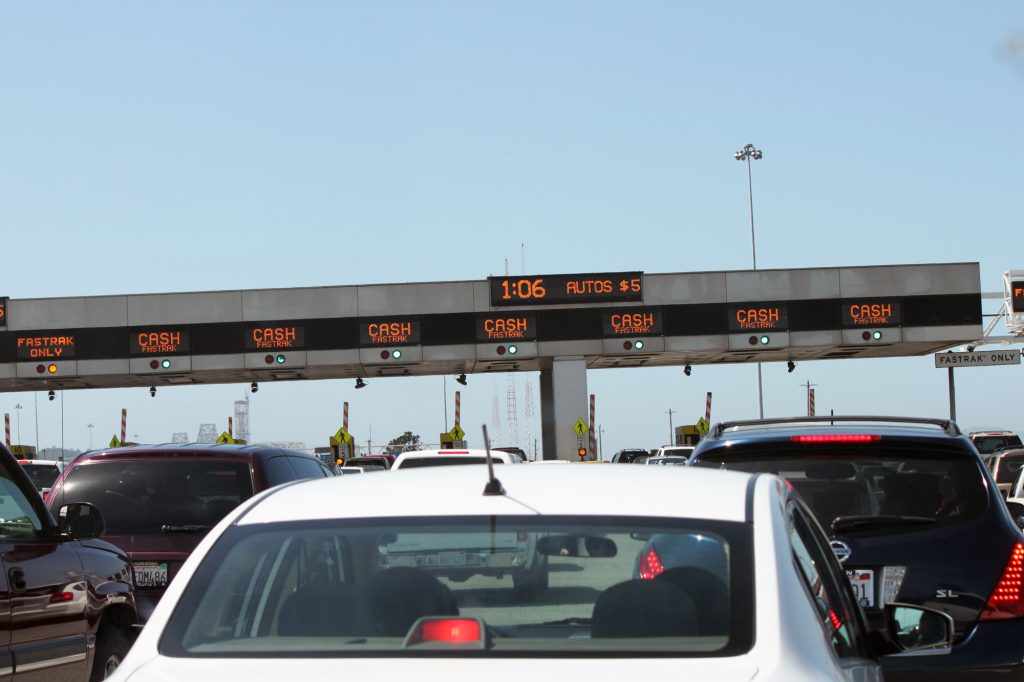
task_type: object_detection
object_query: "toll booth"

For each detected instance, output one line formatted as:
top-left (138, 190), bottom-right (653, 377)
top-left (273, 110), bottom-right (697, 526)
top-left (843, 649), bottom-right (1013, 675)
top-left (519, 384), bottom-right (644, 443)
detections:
top-left (674, 425), bottom-right (700, 446)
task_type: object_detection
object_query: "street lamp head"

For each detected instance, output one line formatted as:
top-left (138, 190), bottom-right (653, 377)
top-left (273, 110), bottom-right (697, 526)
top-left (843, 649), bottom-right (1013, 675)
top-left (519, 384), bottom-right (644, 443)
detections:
top-left (734, 150), bottom-right (745, 160)
top-left (752, 149), bottom-right (763, 160)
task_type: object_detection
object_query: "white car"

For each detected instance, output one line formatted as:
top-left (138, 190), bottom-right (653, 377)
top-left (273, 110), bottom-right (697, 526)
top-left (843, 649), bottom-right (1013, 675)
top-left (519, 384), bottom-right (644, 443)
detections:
top-left (108, 465), bottom-right (951, 682)
top-left (391, 448), bottom-right (519, 470)
top-left (653, 445), bottom-right (696, 463)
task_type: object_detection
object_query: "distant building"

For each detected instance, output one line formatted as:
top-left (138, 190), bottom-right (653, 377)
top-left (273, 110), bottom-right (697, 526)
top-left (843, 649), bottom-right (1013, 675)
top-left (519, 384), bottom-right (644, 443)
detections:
top-left (171, 432), bottom-right (189, 444)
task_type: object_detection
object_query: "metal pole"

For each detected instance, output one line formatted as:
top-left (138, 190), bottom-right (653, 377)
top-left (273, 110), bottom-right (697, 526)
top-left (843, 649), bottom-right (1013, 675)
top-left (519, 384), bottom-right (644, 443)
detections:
top-left (948, 367), bottom-right (957, 422)
top-left (666, 409), bottom-right (675, 444)
top-left (747, 156), bottom-right (757, 270)
top-left (443, 375), bottom-right (448, 432)
top-left (34, 392), bottom-right (38, 450)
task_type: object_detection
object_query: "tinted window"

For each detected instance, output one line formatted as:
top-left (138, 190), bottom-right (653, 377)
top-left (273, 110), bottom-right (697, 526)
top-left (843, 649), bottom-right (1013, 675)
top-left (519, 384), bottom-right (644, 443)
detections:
top-left (160, 516), bottom-right (754, 658)
top-left (398, 457), bottom-right (502, 468)
top-left (288, 456), bottom-right (330, 480)
top-left (0, 476), bottom-right (43, 539)
top-left (696, 444), bottom-right (987, 530)
top-left (20, 463), bottom-right (61, 490)
top-left (264, 456), bottom-right (297, 486)
top-left (57, 459), bottom-right (254, 534)
top-left (997, 454), bottom-right (1024, 484)
top-left (973, 435), bottom-right (1022, 454)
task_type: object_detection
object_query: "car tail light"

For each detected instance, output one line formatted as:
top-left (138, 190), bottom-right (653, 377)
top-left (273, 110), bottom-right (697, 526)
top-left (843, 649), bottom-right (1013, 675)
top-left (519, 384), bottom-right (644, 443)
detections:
top-left (981, 542), bottom-right (1024, 620)
top-left (638, 546), bottom-right (665, 580)
top-left (406, 618), bottom-right (483, 645)
top-left (789, 435), bottom-right (881, 443)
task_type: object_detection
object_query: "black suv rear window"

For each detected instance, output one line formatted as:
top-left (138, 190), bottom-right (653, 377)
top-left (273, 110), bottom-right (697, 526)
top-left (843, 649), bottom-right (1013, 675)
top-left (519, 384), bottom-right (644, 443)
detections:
top-left (972, 435), bottom-right (1022, 454)
top-left (695, 443), bottom-right (987, 531)
top-left (56, 459), bottom-right (254, 534)
top-left (21, 463), bottom-right (61, 490)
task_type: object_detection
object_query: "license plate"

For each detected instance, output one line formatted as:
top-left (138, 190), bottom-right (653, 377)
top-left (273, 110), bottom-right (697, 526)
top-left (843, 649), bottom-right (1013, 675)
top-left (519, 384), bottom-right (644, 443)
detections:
top-left (135, 562), bottom-right (169, 588)
top-left (846, 568), bottom-right (875, 607)
top-left (417, 551), bottom-right (467, 567)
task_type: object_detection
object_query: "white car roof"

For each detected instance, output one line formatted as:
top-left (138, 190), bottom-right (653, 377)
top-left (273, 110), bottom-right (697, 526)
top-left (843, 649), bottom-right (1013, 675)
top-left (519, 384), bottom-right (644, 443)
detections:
top-left (237, 465), bottom-right (755, 525)
top-left (391, 449), bottom-right (516, 468)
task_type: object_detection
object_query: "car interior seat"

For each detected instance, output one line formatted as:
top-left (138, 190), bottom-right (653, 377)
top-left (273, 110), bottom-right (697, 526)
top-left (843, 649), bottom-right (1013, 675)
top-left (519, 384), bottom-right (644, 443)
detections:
top-left (366, 567), bottom-right (460, 637)
top-left (880, 472), bottom-right (943, 517)
top-left (655, 566), bottom-right (728, 636)
top-left (591, 579), bottom-right (697, 638)
top-left (278, 582), bottom-right (368, 636)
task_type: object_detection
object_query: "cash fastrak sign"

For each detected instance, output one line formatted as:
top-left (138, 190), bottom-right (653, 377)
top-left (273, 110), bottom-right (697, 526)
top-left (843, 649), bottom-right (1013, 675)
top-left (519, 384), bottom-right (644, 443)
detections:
top-left (934, 349), bottom-right (1021, 368)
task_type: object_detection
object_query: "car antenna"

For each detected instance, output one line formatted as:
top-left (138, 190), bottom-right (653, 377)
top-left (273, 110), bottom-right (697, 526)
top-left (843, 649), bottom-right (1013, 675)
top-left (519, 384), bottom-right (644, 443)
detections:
top-left (481, 424), bottom-right (505, 496)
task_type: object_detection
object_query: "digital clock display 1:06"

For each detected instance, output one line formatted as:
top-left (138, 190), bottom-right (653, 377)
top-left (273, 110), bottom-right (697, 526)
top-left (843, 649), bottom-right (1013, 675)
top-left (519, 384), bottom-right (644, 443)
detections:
top-left (489, 272), bottom-right (643, 306)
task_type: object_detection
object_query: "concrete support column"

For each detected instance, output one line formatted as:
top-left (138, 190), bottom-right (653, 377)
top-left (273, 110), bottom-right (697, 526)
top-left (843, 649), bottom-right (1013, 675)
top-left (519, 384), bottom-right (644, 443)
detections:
top-left (540, 356), bottom-right (588, 461)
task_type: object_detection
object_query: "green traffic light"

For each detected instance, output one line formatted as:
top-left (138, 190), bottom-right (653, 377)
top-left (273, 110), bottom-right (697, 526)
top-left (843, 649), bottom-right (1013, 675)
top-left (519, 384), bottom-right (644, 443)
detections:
top-left (760, 335), bottom-right (770, 345)
top-left (508, 345), bottom-right (518, 355)
top-left (635, 340), bottom-right (645, 350)
top-left (872, 330), bottom-right (883, 340)
top-left (392, 349), bottom-right (403, 359)
top-left (276, 354), bottom-right (286, 363)
top-left (160, 359), bottom-right (171, 369)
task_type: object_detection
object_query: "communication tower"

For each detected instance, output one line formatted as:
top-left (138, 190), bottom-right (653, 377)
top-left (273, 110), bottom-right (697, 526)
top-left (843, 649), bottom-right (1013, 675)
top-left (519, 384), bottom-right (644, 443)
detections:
top-left (506, 375), bottom-right (519, 447)
top-left (234, 397), bottom-right (251, 443)
top-left (523, 378), bottom-right (536, 460)
top-left (197, 423), bottom-right (217, 443)
top-left (490, 384), bottom-right (503, 446)
top-left (171, 432), bottom-right (189, 444)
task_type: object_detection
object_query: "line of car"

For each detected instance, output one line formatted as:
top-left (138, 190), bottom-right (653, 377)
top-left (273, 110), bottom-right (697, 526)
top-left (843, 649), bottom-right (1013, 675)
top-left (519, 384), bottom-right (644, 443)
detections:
top-left (8, 418), bottom-right (1023, 681)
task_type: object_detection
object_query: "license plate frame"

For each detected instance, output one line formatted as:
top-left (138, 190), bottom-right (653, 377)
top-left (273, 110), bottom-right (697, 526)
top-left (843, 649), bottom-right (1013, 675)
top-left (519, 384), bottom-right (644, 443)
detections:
top-left (846, 568), bottom-right (875, 608)
top-left (418, 551), bottom-right (467, 567)
top-left (135, 561), bottom-right (169, 588)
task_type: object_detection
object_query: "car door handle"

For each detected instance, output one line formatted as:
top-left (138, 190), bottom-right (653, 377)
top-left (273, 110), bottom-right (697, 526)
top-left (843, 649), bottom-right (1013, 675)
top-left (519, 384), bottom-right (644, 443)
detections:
top-left (8, 567), bottom-right (26, 595)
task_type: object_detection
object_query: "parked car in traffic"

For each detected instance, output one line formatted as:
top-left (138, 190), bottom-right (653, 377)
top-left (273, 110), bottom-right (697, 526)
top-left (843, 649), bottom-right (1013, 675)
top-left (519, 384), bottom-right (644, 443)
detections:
top-left (16, 457), bottom-right (65, 497)
top-left (988, 448), bottom-right (1024, 499)
top-left (343, 455), bottom-right (394, 470)
top-left (0, 442), bottom-right (136, 681)
top-left (391, 448), bottom-right (519, 470)
top-left (47, 442), bottom-right (335, 623)
top-left (106, 464), bottom-right (949, 682)
top-left (969, 430), bottom-right (1022, 459)
top-left (610, 448), bottom-right (649, 463)
top-left (690, 415), bottom-right (1024, 681)
top-left (652, 445), bottom-right (696, 463)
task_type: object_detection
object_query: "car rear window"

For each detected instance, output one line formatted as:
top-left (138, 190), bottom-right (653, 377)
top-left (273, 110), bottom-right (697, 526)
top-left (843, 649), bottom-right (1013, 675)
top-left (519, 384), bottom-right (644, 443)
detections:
top-left (20, 463), bottom-right (61, 490)
top-left (996, 454), bottom-right (1024, 484)
top-left (159, 516), bottom-right (753, 658)
top-left (397, 457), bottom-right (502, 468)
top-left (695, 443), bottom-right (988, 531)
top-left (55, 459), bottom-right (254, 534)
top-left (972, 435), bottom-right (1023, 454)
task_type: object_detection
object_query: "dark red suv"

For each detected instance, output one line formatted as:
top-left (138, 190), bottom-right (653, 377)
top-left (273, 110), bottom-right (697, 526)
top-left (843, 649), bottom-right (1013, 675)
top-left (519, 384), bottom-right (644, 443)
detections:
top-left (0, 442), bottom-right (135, 681)
top-left (47, 443), bottom-right (335, 623)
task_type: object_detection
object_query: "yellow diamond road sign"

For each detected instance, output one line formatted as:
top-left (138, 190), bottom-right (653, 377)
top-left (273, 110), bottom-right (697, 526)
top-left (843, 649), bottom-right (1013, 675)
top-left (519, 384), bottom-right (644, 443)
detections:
top-left (695, 417), bottom-right (709, 435)
top-left (574, 418), bottom-right (588, 436)
top-left (216, 432), bottom-right (236, 444)
top-left (331, 427), bottom-right (353, 445)
top-left (109, 435), bottom-right (121, 448)
top-left (449, 423), bottom-right (465, 441)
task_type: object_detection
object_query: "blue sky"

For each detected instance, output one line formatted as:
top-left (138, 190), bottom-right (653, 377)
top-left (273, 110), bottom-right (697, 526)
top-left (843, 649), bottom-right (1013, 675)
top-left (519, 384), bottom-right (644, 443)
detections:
top-left (2, 3), bottom-right (1022, 455)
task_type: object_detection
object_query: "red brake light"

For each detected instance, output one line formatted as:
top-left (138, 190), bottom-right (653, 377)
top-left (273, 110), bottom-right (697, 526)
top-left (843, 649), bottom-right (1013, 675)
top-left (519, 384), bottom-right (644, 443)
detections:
top-left (981, 543), bottom-right (1024, 620)
top-left (406, 618), bottom-right (483, 644)
top-left (638, 546), bottom-right (665, 580)
top-left (829, 609), bottom-right (843, 632)
top-left (439, 451), bottom-right (470, 454)
top-left (789, 435), bottom-right (881, 443)
top-left (49, 591), bottom-right (74, 604)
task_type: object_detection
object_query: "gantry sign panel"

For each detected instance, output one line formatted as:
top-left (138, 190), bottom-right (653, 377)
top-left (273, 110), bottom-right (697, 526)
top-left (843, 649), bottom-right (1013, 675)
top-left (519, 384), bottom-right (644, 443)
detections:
top-left (0, 263), bottom-right (982, 391)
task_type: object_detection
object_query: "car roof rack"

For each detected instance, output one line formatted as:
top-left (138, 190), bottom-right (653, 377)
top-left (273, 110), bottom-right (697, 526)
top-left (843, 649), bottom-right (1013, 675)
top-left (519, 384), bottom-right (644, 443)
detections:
top-left (708, 415), bottom-right (961, 439)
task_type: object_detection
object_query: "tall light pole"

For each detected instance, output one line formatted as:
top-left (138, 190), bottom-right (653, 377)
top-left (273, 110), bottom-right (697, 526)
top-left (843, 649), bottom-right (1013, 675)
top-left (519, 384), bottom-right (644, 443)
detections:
top-left (14, 404), bottom-right (22, 443)
top-left (87, 423), bottom-right (94, 449)
top-left (735, 142), bottom-right (765, 418)
top-left (665, 408), bottom-right (676, 445)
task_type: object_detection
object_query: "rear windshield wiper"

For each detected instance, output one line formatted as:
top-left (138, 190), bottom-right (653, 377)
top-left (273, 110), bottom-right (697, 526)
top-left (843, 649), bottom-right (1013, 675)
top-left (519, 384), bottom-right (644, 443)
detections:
top-left (538, 617), bottom-right (591, 627)
top-left (832, 515), bottom-right (935, 534)
top-left (161, 524), bottom-right (213, 534)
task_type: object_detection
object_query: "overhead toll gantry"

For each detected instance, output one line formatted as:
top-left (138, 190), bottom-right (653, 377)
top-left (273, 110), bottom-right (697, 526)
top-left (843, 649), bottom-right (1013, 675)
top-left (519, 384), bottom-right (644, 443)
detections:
top-left (0, 263), bottom-right (983, 459)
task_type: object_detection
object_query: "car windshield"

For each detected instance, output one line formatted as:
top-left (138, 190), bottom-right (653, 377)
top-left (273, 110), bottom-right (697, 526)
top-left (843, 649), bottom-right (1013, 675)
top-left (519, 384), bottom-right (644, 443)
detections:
top-left (20, 463), bottom-right (61, 490)
top-left (159, 516), bottom-right (753, 657)
top-left (56, 459), bottom-right (254, 534)
top-left (695, 445), bottom-right (987, 531)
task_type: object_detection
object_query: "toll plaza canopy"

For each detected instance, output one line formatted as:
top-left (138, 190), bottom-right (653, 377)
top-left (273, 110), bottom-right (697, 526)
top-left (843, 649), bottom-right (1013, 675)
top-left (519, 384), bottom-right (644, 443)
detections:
top-left (0, 262), bottom-right (981, 393)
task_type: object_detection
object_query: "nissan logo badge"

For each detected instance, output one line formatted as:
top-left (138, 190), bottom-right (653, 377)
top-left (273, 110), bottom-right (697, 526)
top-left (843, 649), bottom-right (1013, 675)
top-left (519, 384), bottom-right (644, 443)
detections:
top-left (829, 540), bottom-right (852, 563)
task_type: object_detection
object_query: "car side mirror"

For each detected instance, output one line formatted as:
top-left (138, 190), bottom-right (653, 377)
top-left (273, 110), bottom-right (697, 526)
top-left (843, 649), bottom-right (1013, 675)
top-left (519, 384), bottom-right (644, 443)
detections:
top-left (1006, 502), bottom-right (1024, 530)
top-left (58, 502), bottom-right (106, 540)
top-left (883, 603), bottom-right (953, 656)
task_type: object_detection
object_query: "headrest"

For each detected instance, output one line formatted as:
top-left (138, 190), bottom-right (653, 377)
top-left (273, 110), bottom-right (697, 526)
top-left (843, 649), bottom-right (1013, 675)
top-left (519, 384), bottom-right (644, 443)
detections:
top-left (805, 461), bottom-right (855, 480)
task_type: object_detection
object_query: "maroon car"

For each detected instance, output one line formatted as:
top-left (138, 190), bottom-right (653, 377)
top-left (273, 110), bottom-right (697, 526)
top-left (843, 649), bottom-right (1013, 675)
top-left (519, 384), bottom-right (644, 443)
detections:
top-left (0, 443), bottom-right (135, 681)
top-left (47, 443), bottom-right (335, 623)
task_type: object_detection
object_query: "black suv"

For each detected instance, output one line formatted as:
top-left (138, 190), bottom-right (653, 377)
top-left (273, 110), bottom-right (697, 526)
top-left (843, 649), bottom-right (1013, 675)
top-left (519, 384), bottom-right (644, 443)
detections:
top-left (0, 443), bottom-right (136, 681)
top-left (691, 416), bottom-right (1024, 681)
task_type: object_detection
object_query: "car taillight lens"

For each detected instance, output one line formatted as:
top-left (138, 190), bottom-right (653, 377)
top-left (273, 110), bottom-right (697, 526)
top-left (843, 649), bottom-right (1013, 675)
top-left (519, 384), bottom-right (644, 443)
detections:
top-left (981, 542), bottom-right (1024, 620)
top-left (406, 618), bottom-right (483, 645)
top-left (638, 546), bottom-right (665, 580)
top-left (789, 435), bottom-right (881, 443)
